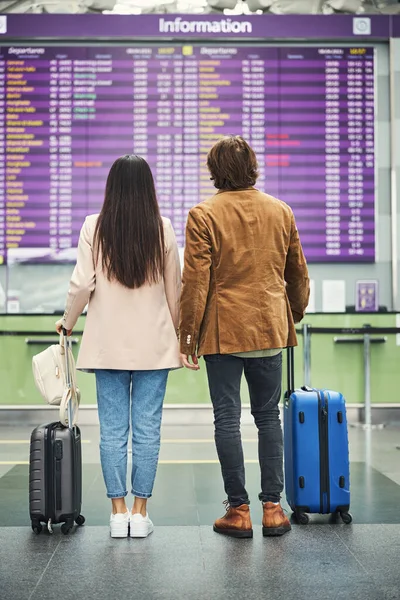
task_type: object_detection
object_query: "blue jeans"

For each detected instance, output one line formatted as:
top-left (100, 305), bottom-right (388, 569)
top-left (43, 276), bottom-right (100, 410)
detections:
top-left (95, 369), bottom-right (169, 499)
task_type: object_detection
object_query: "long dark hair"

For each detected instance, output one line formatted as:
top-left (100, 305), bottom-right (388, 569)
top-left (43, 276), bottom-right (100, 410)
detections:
top-left (94, 155), bottom-right (165, 289)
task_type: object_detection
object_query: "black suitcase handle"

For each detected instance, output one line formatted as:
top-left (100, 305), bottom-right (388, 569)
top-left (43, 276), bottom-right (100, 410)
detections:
top-left (287, 347), bottom-right (295, 396)
top-left (286, 348), bottom-right (314, 397)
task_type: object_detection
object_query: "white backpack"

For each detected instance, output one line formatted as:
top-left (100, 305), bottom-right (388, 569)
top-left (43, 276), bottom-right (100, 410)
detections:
top-left (32, 334), bottom-right (80, 426)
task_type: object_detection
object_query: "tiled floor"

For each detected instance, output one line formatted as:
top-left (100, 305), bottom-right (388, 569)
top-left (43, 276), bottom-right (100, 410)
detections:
top-left (0, 423), bottom-right (400, 600)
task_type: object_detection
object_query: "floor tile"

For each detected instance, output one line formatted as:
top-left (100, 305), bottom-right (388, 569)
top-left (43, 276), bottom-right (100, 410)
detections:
top-left (30, 527), bottom-right (206, 600)
top-left (381, 472), bottom-right (400, 486)
top-left (12, 525), bottom-right (390, 600)
top-left (2, 462), bottom-right (400, 528)
top-left (334, 524), bottom-right (400, 581)
top-left (1, 424), bottom-right (400, 600)
top-left (198, 525), bottom-right (389, 600)
top-left (0, 528), bottom-right (60, 600)
top-left (0, 464), bottom-right (14, 478)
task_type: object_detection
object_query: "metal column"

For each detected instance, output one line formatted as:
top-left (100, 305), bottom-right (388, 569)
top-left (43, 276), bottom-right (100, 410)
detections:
top-left (389, 39), bottom-right (399, 311)
top-left (363, 329), bottom-right (372, 428)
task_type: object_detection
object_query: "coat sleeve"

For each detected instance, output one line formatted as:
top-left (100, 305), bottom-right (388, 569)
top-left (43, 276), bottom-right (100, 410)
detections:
top-left (163, 219), bottom-right (181, 334)
top-left (179, 206), bottom-right (212, 355)
top-left (284, 211), bottom-right (310, 324)
top-left (62, 218), bottom-right (96, 330)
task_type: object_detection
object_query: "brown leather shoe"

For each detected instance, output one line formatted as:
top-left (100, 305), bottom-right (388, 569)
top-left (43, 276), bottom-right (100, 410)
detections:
top-left (262, 502), bottom-right (291, 537)
top-left (213, 502), bottom-right (253, 538)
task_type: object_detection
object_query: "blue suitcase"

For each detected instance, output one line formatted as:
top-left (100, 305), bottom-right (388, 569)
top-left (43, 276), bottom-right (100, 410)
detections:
top-left (283, 347), bottom-right (352, 525)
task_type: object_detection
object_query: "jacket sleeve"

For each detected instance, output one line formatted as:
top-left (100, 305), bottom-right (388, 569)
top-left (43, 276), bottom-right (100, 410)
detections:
top-left (62, 218), bottom-right (96, 330)
top-left (163, 219), bottom-right (181, 333)
top-left (179, 206), bottom-right (212, 355)
top-left (284, 211), bottom-right (310, 324)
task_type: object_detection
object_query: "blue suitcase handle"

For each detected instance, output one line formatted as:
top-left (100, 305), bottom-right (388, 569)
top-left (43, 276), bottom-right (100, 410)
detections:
top-left (286, 348), bottom-right (314, 398)
top-left (287, 347), bottom-right (295, 395)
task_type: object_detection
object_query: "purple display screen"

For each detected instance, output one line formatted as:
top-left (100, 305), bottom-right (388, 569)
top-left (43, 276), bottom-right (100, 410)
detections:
top-left (0, 45), bottom-right (375, 264)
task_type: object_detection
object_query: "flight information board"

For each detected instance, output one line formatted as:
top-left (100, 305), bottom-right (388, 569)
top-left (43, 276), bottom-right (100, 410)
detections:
top-left (0, 44), bottom-right (375, 264)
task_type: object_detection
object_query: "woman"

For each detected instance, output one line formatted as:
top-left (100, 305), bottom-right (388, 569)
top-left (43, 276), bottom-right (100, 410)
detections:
top-left (56, 155), bottom-right (181, 538)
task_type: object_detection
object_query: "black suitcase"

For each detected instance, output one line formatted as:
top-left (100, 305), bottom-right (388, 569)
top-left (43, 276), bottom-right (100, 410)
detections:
top-left (29, 422), bottom-right (85, 534)
top-left (29, 329), bottom-right (85, 535)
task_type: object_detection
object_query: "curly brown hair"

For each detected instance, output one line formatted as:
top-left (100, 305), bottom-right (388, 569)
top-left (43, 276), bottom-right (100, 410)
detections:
top-left (206, 135), bottom-right (259, 191)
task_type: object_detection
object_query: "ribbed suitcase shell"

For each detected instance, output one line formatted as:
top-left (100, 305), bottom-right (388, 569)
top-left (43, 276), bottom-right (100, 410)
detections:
top-left (29, 422), bottom-right (82, 527)
top-left (284, 389), bottom-right (350, 515)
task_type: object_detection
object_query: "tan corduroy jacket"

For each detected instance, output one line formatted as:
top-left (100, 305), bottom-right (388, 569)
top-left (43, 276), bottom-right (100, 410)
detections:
top-left (62, 214), bottom-right (181, 371)
top-left (179, 188), bottom-right (310, 356)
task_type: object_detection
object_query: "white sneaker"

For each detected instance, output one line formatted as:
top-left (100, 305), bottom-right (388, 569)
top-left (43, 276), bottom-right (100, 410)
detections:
top-left (110, 511), bottom-right (130, 538)
top-left (129, 512), bottom-right (154, 538)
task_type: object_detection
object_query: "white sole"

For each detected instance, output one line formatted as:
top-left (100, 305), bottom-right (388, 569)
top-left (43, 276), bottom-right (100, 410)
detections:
top-left (110, 526), bottom-right (129, 538)
top-left (130, 524), bottom-right (154, 538)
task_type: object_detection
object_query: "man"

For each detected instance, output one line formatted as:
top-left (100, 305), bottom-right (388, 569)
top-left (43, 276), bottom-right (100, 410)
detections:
top-left (179, 135), bottom-right (310, 538)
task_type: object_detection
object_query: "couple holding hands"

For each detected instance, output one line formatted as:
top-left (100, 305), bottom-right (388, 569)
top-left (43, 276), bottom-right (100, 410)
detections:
top-left (56, 135), bottom-right (310, 539)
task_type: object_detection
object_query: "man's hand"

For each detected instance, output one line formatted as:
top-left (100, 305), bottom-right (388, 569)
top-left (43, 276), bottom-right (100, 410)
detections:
top-left (180, 353), bottom-right (200, 371)
top-left (55, 319), bottom-right (72, 336)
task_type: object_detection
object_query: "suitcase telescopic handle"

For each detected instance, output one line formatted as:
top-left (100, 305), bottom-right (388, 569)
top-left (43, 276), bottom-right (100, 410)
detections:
top-left (287, 347), bottom-right (295, 396)
top-left (62, 328), bottom-right (71, 387)
top-left (62, 327), bottom-right (74, 430)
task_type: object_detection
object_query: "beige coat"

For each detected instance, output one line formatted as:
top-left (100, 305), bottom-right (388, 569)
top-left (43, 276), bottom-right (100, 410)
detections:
top-left (62, 214), bottom-right (182, 371)
top-left (180, 189), bottom-right (310, 356)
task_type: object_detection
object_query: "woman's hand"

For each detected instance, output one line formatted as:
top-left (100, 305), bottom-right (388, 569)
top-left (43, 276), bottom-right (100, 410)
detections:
top-left (55, 319), bottom-right (72, 336)
top-left (180, 353), bottom-right (200, 371)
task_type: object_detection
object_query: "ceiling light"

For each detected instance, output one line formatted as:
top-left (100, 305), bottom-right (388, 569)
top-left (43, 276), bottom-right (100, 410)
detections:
top-left (207, 0), bottom-right (238, 9)
top-left (247, 0), bottom-right (273, 10)
top-left (88, 0), bottom-right (116, 9)
top-left (178, 0), bottom-right (208, 8)
top-left (269, 0), bottom-right (324, 14)
top-left (224, 2), bottom-right (252, 13)
top-left (325, 0), bottom-right (364, 11)
top-left (109, 2), bottom-right (135, 12)
top-left (114, 0), bottom-right (175, 7)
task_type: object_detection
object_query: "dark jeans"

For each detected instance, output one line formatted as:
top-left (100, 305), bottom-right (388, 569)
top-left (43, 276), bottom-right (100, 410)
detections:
top-left (204, 352), bottom-right (283, 507)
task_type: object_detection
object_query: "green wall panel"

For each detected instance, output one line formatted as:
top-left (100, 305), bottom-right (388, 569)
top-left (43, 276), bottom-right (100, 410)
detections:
top-left (301, 313), bottom-right (399, 404)
top-left (0, 314), bottom-right (398, 406)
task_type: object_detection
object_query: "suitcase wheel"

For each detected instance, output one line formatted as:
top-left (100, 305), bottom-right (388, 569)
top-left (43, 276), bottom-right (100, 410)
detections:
top-left (75, 514), bottom-right (85, 527)
top-left (31, 520), bottom-right (42, 535)
top-left (61, 519), bottom-right (74, 535)
top-left (295, 511), bottom-right (310, 525)
top-left (340, 511), bottom-right (353, 525)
